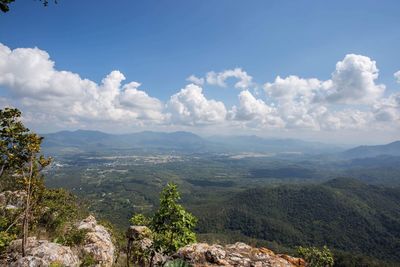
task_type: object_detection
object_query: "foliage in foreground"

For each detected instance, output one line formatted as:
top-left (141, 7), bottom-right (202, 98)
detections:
top-left (129, 182), bottom-right (197, 265)
top-left (0, 108), bottom-right (88, 255)
top-left (297, 245), bottom-right (334, 267)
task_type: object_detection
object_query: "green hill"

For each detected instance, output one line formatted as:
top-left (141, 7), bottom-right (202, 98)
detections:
top-left (194, 178), bottom-right (400, 264)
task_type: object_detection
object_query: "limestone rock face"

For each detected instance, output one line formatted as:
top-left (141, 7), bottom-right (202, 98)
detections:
top-left (176, 242), bottom-right (306, 267)
top-left (78, 215), bottom-right (115, 267)
top-left (4, 237), bottom-right (80, 267)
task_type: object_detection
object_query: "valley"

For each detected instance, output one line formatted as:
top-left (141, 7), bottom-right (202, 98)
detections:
top-left (42, 130), bottom-right (400, 266)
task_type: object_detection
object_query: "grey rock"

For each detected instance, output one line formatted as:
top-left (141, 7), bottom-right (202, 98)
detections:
top-left (77, 215), bottom-right (115, 267)
top-left (176, 242), bottom-right (306, 267)
top-left (5, 237), bottom-right (80, 267)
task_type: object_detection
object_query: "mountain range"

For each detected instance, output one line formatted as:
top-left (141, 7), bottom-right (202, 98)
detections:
top-left (342, 141), bottom-right (400, 159)
top-left (41, 130), bottom-right (400, 158)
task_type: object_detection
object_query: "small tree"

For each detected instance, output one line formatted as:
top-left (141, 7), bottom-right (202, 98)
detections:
top-left (297, 245), bottom-right (334, 267)
top-left (130, 183), bottom-right (197, 257)
top-left (0, 108), bottom-right (51, 256)
top-left (151, 183), bottom-right (197, 254)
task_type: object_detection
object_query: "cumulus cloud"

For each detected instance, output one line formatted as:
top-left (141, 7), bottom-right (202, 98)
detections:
top-left (265, 75), bottom-right (325, 102)
top-left (264, 76), bottom-right (324, 129)
top-left (167, 84), bottom-right (227, 125)
top-left (0, 43), bottom-right (165, 125)
top-left (261, 54), bottom-right (389, 130)
top-left (373, 93), bottom-right (400, 122)
top-left (206, 68), bottom-right (253, 89)
top-left (0, 43), bottom-right (398, 137)
top-left (326, 54), bottom-right (385, 104)
top-left (228, 90), bottom-right (283, 127)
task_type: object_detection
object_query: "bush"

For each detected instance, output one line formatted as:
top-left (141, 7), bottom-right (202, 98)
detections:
top-left (130, 213), bottom-right (151, 226)
top-left (37, 188), bottom-right (83, 235)
top-left (0, 231), bottom-right (16, 252)
top-left (57, 228), bottom-right (89, 246)
top-left (80, 254), bottom-right (97, 267)
top-left (297, 245), bottom-right (334, 267)
top-left (130, 183), bottom-right (197, 254)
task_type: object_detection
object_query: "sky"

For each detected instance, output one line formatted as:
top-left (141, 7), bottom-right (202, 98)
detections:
top-left (0, 0), bottom-right (399, 144)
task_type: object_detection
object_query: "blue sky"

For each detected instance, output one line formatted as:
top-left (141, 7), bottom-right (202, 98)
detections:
top-left (0, 0), bottom-right (399, 143)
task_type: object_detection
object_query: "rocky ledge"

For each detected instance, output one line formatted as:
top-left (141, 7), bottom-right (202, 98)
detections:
top-left (128, 225), bottom-right (305, 267)
top-left (0, 215), bottom-right (115, 267)
top-left (175, 242), bottom-right (305, 267)
top-left (3, 237), bottom-right (81, 267)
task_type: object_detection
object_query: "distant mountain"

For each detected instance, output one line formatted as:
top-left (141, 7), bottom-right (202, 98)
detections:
top-left (195, 177), bottom-right (400, 263)
top-left (343, 141), bottom-right (400, 159)
top-left (207, 135), bottom-right (344, 154)
top-left (41, 129), bottom-right (344, 155)
top-left (41, 130), bottom-right (207, 154)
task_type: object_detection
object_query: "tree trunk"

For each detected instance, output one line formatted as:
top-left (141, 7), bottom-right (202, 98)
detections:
top-left (22, 157), bottom-right (33, 257)
top-left (126, 239), bottom-right (132, 267)
top-left (0, 163), bottom-right (5, 179)
top-left (22, 197), bottom-right (29, 257)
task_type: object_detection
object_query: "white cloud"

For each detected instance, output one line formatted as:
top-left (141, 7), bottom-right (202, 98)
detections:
top-left (262, 54), bottom-right (389, 130)
top-left (395, 70), bottom-right (400, 83)
top-left (0, 43), bottom-right (165, 125)
top-left (186, 75), bottom-right (204, 85)
top-left (206, 68), bottom-right (253, 89)
top-left (373, 93), bottom-right (400, 122)
top-left (0, 43), bottom-right (398, 139)
top-left (264, 76), bottom-right (325, 129)
top-left (167, 84), bottom-right (227, 125)
top-left (265, 75), bottom-right (325, 102)
top-left (326, 54), bottom-right (385, 104)
top-left (264, 54), bottom-right (385, 106)
top-left (228, 90), bottom-right (283, 127)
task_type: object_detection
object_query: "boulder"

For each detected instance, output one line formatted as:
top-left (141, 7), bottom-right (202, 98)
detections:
top-left (4, 237), bottom-right (80, 267)
top-left (78, 215), bottom-right (115, 267)
top-left (175, 242), bottom-right (306, 267)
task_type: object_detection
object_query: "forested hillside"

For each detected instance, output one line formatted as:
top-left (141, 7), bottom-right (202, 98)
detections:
top-left (193, 178), bottom-right (400, 265)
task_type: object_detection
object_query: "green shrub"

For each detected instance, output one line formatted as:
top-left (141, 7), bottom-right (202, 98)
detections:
top-left (57, 228), bottom-right (89, 246)
top-left (130, 213), bottom-right (151, 226)
top-left (49, 262), bottom-right (65, 267)
top-left (0, 231), bottom-right (16, 252)
top-left (80, 254), bottom-right (97, 267)
top-left (37, 188), bottom-right (83, 235)
top-left (297, 245), bottom-right (334, 267)
top-left (164, 259), bottom-right (193, 267)
top-left (130, 183), bottom-right (197, 254)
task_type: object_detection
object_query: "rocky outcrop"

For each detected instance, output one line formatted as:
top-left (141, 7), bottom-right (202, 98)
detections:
top-left (175, 242), bottom-right (305, 267)
top-left (77, 215), bottom-right (116, 267)
top-left (0, 214), bottom-right (116, 267)
top-left (126, 224), bottom-right (305, 267)
top-left (3, 237), bottom-right (81, 267)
